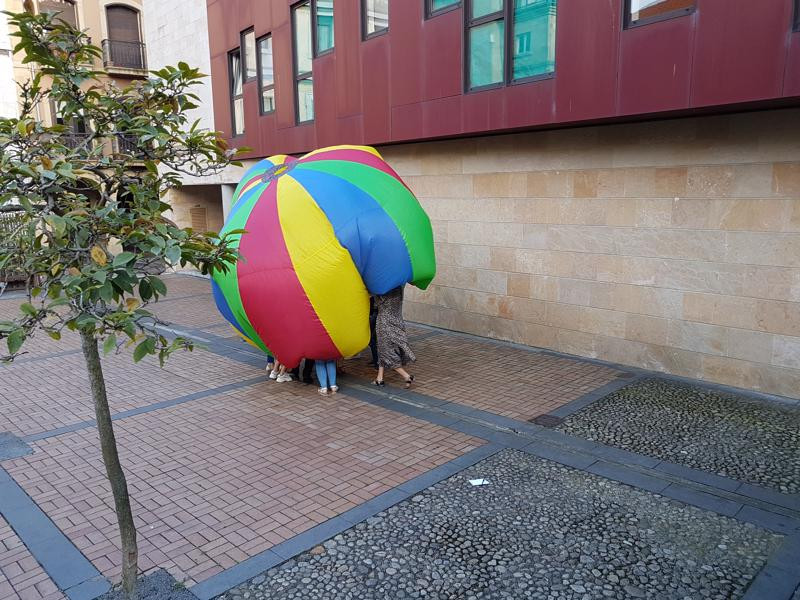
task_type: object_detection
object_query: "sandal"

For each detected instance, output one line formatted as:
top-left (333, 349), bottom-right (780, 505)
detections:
top-left (372, 380), bottom-right (385, 387)
top-left (403, 375), bottom-right (415, 389)
top-left (318, 387), bottom-right (330, 396)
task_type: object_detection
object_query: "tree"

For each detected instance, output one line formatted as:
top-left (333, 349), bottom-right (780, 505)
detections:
top-left (0, 11), bottom-right (244, 598)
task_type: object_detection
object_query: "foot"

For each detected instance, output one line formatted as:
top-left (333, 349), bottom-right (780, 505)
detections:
top-left (268, 369), bottom-right (279, 380)
top-left (330, 385), bottom-right (339, 394)
top-left (276, 373), bottom-right (293, 383)
top-left (372, 380), bottom-right (385, 387)
top-left (318, 387), bottom-right (329, 396)
top-left (403, 375), bottom-right (415, 389)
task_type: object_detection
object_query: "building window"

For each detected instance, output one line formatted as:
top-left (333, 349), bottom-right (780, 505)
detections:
top-left (313, 0), bottom-right (335, 55)
top-left (466, 0), bottom-right (556, 91)
top-left (794, 0), bottom-right (800, 32)
top-left (229, 49), bottom-right (244, 135)
top-left (511, 0), bottom-right (556, 81)
top-left (293, 1), bottom-right (314, 123)
top-left (257, 35), bottom-right (275, 114)
top-left (241, 28), bottom-right (256, 81)
top-left (624, 0), bottom-right (695, 28)
top-left (427, 0), bottom-right (460, 18)
top-left (39, 0), bottom-right (78, 28)
top-left (362, 0), bottom-right (388, 39)
top-left (103, 5), bottom-right (145, 70)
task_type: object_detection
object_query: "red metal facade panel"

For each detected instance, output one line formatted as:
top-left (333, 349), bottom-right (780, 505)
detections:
top-left (618, 14), bottom-right (695, 115)
top-left (206, 0), bottom-right (800, 159)
top-left (553, 0), bottom-right (620, 122)
top-left (691, 0), bottom-right (793, 106)
top-left (786, 31), bottom-right (800, 97)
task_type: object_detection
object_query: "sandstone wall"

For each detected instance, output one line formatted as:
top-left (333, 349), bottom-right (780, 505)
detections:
top-left (380, 108), bottom-right (800, 398)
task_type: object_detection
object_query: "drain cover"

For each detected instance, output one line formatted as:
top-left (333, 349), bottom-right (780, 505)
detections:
top-left (529, 414), bottom-right (564, 427)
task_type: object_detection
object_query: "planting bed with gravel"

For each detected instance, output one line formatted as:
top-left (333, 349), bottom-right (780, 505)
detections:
top-left (557, 378), bottom-right (800, 494)
top-left (220, 449), bottom-right (781, 600)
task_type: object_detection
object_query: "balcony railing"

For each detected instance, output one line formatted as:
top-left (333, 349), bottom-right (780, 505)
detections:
top-left (113, 133), bottom-right (149, 160)
top-left (101, 39), bottom-right (147, 71)
top-left (61, 132), bottom-right (90, 150)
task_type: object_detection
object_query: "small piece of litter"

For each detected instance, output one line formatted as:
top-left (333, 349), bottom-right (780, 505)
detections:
top-left (469, 478), bottom-right (490, 486)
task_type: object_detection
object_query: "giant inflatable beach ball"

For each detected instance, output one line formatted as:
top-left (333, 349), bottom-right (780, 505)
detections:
top-left (211, 145), bottom-right (436, 368)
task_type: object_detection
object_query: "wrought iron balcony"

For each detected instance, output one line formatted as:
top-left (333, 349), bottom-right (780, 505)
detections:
top-left (60, 132), bottom-right (90, 150)
top-left (113, 133), bottom-right (147, 159)
top-left (101, 39), bottom-right (147, 71)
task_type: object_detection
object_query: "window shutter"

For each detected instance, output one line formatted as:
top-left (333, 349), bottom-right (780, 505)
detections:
top-left (39, 0), bottom-right (77, 28)
top-left (106, 6), bottom-right (140, 42)
top-left (190, 207), bottom-right (208, 232)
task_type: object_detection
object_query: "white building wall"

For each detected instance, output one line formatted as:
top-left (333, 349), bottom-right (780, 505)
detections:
top-left (0, 7), bottom-right (17, 118)
top-left (142, 0), bottom-right (248, 186)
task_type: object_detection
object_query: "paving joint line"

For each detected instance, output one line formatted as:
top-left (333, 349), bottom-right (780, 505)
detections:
top-left (342, 381), bottom-right (800, 529)
top-left (174, 318), bottom-right (800, 519)
top-left (21, 376), bottom-right (266, 443)
top-left (0, 466), bottom-right (111, 600)
top-left (407, 321), bottom-right (799, 408)
top-left (189, 443), bottom-right (504, 600)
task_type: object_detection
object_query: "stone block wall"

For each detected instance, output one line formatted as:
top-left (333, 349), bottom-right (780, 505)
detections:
top-left (380, 109), bottom-right (800, 398)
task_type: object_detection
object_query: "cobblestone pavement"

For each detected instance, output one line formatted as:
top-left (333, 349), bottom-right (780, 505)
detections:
top-left (220, 450), bottom-right (783, 600)
top-left (557, 378), bottom-right (800, 494)
top-left (1, 275), bottom-right (798, 599)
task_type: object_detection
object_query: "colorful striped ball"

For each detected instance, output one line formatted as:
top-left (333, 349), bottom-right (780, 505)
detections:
top-left (211, 145), bottom-right (436, 368)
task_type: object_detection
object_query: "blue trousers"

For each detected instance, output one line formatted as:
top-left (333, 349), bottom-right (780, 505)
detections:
top-left (315, 360), bottom-right (337, 388)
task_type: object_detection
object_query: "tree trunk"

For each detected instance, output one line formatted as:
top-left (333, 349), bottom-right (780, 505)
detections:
top-left (79, 329), bottom-right (138, 598)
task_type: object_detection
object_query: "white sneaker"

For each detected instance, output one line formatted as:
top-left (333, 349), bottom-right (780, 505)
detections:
top-left (276, 373), bottom-right (293, 383)
top-left (268, 369), bottom-right (279, 380)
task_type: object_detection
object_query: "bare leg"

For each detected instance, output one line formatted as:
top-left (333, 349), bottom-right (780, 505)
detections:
top-left (395, 367), bottom-right (414, 388)
top-left (374, 365), bottom-right (385, 385)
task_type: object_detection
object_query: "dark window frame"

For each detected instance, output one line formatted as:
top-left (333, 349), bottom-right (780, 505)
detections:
top-left (240, 27), bottom-right (256, 82)
top-left (464, 0), bottom-right (556, 93)
top-left (292, 0), bottom-right (315, 124)
top-left (256, 34), bottom-right (276, 115)
top-left (623, 0), bottom-right (695, 29)
top-left (794, 0), bottom-right (800, 32)
top-left (361, 0), bottom-right (389, 40)
top-left (228, 48), bottom-right (245, 137)
top-left (312, 0), bottom-right (335, 57)
top-left (426, 0), bottom-right (460, 19)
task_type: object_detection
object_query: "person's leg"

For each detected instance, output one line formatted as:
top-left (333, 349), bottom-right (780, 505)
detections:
top-left (327, 360), bottom-right (338, 393)
top-left (394, 367), bottom-right (414, 388)
top-left (315, 360), bottom-right (329, 394)
top-left (368, 311), bottom-right (378, 366)
top-left (303, 359), bottom-right (315, 384)
top-left (374, 365), bottom-right (385, 385)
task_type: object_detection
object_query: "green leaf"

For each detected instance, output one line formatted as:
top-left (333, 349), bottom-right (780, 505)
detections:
top-left (20, 303), bottom-right (37, 317)
top-left (139, 278), bottom-right (152, 301)
top-left (103, 334), bottom-right (117, 355)
top-left (165, 245), bottom-right (181, 264)
top-left (112, 252), bottom-right (135, 267)
top-left (133, 337), bottom-right (155, 362)
top-left (47, 330), bottom-right (61, 341)
top-left (7, 329), bottom-right (24, 355)
top-left (150, 276), bottom-right (167, 295)
top-left (99, 281), bottom-right (114, 303)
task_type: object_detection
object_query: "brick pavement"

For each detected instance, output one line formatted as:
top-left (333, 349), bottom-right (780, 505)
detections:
top-left (0, 516), bottom-right (64, 600)
top-left (345, 327), bottom-right (621, 421)
top-left (3, 383), bottom-right (480, 586)
top-left (0, 274), bottom-right (624, 596)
